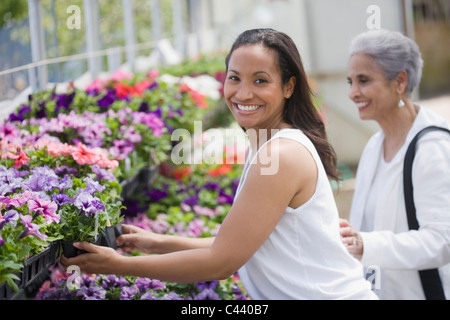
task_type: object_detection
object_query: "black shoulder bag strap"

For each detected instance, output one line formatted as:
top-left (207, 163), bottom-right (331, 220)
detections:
top-left (403, 125), bottom-right (450, 300)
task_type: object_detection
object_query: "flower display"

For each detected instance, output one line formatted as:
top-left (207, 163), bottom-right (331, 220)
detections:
top-left (0, 54), bottom-right (252, 300)
top-left (35, 266), bottom-right (247, 301)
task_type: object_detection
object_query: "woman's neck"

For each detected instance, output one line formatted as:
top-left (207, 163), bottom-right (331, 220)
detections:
top-left (379, 101), bottom-right (418, 162)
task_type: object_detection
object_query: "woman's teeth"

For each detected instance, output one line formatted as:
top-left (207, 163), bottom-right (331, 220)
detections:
top-left (237, 104), bottom-right (260, 111)
top-left (356, 101), bottom-right (369, 109)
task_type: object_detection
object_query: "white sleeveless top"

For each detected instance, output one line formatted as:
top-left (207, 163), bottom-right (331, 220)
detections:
top-left (236, 129), bottom-right (377, 300)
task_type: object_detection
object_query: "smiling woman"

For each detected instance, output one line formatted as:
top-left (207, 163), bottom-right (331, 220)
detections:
top-left (342, 29), bottom-right (450, 300)
top-left (224, 45), bottom-right (293, 131)
top-left (61, 28), bottom-right (377, 300)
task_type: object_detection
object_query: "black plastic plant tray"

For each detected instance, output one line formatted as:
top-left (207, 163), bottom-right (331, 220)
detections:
top-left (22, 242), bottom-right (59, 288)
top-left (0, 242), bottom-right (60, 300)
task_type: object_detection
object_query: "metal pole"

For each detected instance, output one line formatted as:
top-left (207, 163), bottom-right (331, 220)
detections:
top-left (28, 0), bottom-right (47, 91)
top-left (173, 0), bottom-right (185, 59)
top-left (151, 0), bottom-right (162, 42)
top-left (122, 0), bottom-right (136, 70)
top-left (84, 0), bottom-right (101, 79)
top-left (189, 0), bottom-right (201, 54)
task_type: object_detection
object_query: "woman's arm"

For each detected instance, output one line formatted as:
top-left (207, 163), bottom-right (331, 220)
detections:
top-left (62, 139), bottom-right (317, 282)
top-left (116, 224), bottom-right (215, 254)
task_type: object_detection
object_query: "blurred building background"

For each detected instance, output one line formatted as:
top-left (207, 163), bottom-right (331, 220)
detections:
top-left (1, 0), bottom-right (449, 170)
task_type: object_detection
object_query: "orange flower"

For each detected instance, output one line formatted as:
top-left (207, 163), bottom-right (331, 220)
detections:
top-left (208, 164), bottom-right (232, 177)
top-left (173, 166), bottom-right (192, 181)
top-left (179, 83), bottom-right (208, 109)
top-left (113, 82), bottom-right (137, 99)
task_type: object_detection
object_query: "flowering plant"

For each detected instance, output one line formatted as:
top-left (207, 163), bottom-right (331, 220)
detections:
top-left (0, 126), bottom-right (123, 290)
top-left (36, 267), bottom-right (247, 300)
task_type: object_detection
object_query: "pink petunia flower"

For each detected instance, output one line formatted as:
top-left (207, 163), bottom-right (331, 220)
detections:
top-left (71, 143), bottom-right (100, 166)
top-left (28, 198), bottom-right (60, 224)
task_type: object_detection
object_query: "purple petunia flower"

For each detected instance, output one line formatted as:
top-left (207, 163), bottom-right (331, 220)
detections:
top-left (23, 166), bottom-right (60, 192)
top-left (194, 288), bottom-right (220, 300)
top-left (140, 291), bottom-right (157, 300)
top-left (218, 190), bottom-right (234, 205)
top-left (52, 193), bottom-right (74, 206)
top-left (0, 210), bottom-right (19, 229)
top-left (161, 292), bottom-right (186, 300)
top-left (83, 177), bottom-right (106, 194)
top-left (101, 274), bottom-right (129, 289)
top-left (76, 285), bottom-right (106, 300)
top-left (56, 175), bottom-right (74, 192)
top-left (0, 168), bottom-right (23, 195)
top-left (53, 91), bottom-right (76, 114)
top-left (196, 281), bottom-right (219, 291)
top-left (121, 125), bottom-right (142, 144)
top-left (74, 192), bottom-right (104, 216)
top-left (147, 189), bottom-right (168, 202)
top-left (134, 278), bottom-right (166, 292)
top-left (182, 195), bottom-right (198, 207)
top-left (120, 285), bottom-right (139, 300)
top-left (9, 104), bottom-right (31, 122)
top-left (97, 89), bottom-right (116, 109)
top-left (91, 164), bottom-right (115, 181)
top-left (109, 139), bottom-right (135, 160)
top-left (54, 165), bottom-right (78, 177)
top-left (18, 214), bottom-right (47, 241)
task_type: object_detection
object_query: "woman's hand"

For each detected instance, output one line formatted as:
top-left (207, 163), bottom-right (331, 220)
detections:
top-left (60, 242), bottom-right (123, 275)
top-left (117, 224), bottom-right (164, 254)
top-left (339, 219), bottom-right (364, 260)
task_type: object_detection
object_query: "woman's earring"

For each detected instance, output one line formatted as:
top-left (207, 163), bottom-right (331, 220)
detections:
top-left (398, 99), bottom-right (405, 108)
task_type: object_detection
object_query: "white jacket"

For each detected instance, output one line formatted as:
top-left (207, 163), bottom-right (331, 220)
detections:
top-left (349, 105), bottom-right (450, 300)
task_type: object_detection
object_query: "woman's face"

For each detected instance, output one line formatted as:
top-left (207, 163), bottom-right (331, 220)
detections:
top-left (224, 44), bottom-right (294, 131)
top-left (347, 53), bottom-right (399, 121)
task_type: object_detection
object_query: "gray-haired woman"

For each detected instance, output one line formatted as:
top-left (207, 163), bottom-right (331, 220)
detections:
top-left (341, 29), bottom-right (450, 299)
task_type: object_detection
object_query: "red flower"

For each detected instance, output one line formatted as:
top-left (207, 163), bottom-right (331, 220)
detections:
top-left (113, 82), bottom-right (137, 99)
top-left (208, 164), bottom-right (232, 177)
top-left (179, 84), bottom-right (208, 109)
top-left (173, 166), bottom-right (192, 181)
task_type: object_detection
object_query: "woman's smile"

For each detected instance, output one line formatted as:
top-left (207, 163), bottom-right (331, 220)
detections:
top-left (354, 100), bottom-right (370, 113)
top-left (234, 103), bottom-right (263, 113)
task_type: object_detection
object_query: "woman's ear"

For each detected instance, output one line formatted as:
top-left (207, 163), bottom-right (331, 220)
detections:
top-left (284, 76), bottom-right (296, 98)
top-left (395, 70), bottom-right (408, 95)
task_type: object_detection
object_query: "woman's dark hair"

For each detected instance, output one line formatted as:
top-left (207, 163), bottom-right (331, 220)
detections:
top-left (225, 28), bottom-right (340, 181)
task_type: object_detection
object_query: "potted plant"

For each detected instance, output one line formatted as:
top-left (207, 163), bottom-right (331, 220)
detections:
top-left (49, 175), bottom-right (124, 258)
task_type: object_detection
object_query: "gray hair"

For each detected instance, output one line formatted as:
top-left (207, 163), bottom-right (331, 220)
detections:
top-left (349, 29), bottom-right (424, 96)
